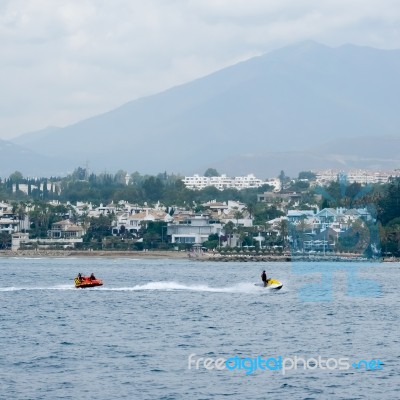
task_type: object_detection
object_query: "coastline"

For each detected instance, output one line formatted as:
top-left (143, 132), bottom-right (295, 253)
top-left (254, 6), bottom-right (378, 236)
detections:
top-left (0, 249), bottom-right (398, 262)
top-left (0, 250), bottom-right (189, 259)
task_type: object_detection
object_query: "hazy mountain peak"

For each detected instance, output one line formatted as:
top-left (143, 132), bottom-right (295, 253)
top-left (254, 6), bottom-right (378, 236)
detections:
top-left (6, 41), bottom-right (400, 177)
top-left (12, 126), bottom-right (62, 147)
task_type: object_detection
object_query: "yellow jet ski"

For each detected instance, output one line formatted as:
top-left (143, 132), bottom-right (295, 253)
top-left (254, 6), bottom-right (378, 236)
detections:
top-left (255, 279), bottom-right (283, 290)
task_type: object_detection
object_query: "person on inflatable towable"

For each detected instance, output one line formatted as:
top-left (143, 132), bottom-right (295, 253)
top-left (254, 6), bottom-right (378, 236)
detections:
top-left (74, 273), bottom-right (103, 288)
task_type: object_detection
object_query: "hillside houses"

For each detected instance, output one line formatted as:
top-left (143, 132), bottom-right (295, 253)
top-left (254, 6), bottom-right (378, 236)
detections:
top-left (167, 213), bottom-right (223, 245)
top-left (112, 209), bottom-right (172, 236)
top-left (315, 169), bottom-right (400, 186)
top-left (257, 191), bottom-right (302, 210)
top-left (0, 202), bottom-right (29, 234)
top-left (202, 200), bottom-right (253, 228)
top-left (287, 207), bottom-right (375, 253)
top-left (0, 194), bottom-right (378, 256)
top-left (48, 220), bottom-right (85, 239)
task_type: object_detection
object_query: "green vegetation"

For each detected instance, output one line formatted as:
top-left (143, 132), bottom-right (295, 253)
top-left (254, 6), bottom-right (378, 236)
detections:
top-left (298, 171), bottom-right (317, 180)
top-left (0, 167), bottom-right (270, 207)
top-left (1, 169), bottom-right (400, 256)
top-left (0, 232), bottom-right (11, 249)
top-left (378, 178), bottom-right (400, 256)
top-left (204, 168), bottom-right (219, 177)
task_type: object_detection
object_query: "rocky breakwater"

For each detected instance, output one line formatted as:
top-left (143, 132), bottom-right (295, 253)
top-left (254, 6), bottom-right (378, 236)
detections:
top-left (190, 252), bottom-right (371, 262)
top-left (191, 253), bottom-right (291, 262)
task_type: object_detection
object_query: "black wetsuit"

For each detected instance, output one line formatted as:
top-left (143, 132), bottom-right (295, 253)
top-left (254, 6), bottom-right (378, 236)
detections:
top-left (261, 272), bottom-right (267, 286)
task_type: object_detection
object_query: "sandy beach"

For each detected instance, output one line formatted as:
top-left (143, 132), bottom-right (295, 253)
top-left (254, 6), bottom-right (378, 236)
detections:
top-left (0, 250), bottom-right (189, 259)
top-left (1, 249), bottom-right (397, 262)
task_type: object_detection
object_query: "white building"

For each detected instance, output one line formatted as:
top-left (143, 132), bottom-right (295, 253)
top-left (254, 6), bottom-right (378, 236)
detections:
top-left (315, 169), bottom-right (400, 186)
top-left (112, 209), bottom-right (172, 236)
top-left (182, 174), bottom-right (265, 190)
top-left (0, 202), bottom-right (29, 234)
top-left (12, 182), bottom-right (57, 195)
top-left (182, 175), bottom-right (210, 190)
top-left (167, 214), bottom-right (223, 244)
top-left (47, 220), bottom-right (85, 239)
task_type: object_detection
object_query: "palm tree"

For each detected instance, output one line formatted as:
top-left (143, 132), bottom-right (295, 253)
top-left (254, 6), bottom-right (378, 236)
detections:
top-left (276, 219), bottom-right (289, 250)
top-left (378, 222), bottom-right (388, 255)
top-left (235, 226), bottom-right (248, 249)
top-left (68, 205), bottom-right (79, 224)
top-left (233, 210), bottom-right (243, 227)
top-left (16, 202), bottom-right (27, 232)
top-left (295, 218), bottom-right (312, 252)
top-left (80, 205), bottom-right (90, 230)
top-left (245, 202), bottom-right (256, 219)
top-left (11, 202), bottom-right (18, 214)
top-left (224, 221), bottom-right (235, 247)
top-left (28, 201), bottom-right (50, 238)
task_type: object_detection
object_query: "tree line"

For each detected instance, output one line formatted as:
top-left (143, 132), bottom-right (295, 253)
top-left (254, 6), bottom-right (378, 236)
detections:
top-left (1, 167), bottom-right (271, 208)
top-left (1, 168), bottom-right (400, 256)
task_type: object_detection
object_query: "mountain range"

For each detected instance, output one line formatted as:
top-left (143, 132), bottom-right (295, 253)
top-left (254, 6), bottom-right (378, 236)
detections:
top-left (3, 40), bottom-right (400, 178)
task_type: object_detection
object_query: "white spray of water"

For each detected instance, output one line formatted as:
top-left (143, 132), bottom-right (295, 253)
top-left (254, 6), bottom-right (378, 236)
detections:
top-left (0, 282), bottom-right (282, 293)
top-left (99, 281), bottom-right (266, 293)
top-left (0, 284), bottom-right (75, 291)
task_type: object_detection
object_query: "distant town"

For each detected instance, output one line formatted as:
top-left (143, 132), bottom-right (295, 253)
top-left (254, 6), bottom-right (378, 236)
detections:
top-left (0, 167), bottom-right (399, 258)
top-left (183, 169), bottom-right (400, 191)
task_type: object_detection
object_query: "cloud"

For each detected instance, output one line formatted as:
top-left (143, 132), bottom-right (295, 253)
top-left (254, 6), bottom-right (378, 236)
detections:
top-left (0, 0), bottom-right (399, 139)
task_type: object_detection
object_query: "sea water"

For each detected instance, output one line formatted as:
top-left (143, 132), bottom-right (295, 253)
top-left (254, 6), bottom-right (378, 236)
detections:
top-left (0, 257), bottom-right (399, 399)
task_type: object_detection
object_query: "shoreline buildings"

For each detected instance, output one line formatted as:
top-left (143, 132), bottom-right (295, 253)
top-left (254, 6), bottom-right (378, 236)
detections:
top-left (182, 174), bottom-right (280, 191)
top-left (315, 169), bottom-right (400, 186)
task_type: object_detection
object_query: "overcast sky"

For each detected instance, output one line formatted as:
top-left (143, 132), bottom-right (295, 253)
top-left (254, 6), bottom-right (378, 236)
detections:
top-left (1, 0), bottom-right (399, 140)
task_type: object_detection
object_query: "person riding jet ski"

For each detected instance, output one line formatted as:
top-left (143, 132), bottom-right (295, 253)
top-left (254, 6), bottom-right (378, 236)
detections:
top-left (261, 270), bottom-right (269, 287)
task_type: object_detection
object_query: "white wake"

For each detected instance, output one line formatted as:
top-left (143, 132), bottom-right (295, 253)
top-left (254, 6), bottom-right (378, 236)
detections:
top-left (0, 284), bottom-right (75, 291)
top-left (0, 282), bottom-right (274, 293)
top-left (99, 281), bottom-right (265, 293)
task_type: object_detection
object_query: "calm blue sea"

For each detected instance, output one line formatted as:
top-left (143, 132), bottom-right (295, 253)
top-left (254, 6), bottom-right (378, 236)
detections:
top-left (0, 257), bottom-right (399, 399)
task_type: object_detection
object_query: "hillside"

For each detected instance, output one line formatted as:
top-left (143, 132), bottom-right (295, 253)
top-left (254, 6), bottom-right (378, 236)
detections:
top-left (0, 139), bottom-right (69, 177)
top-left (9, 41), bottom-right (400, 177)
